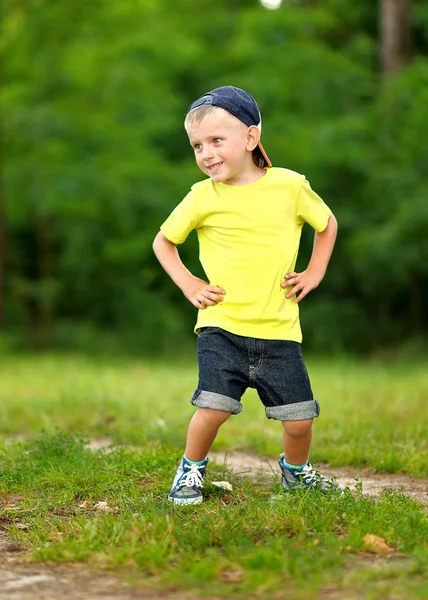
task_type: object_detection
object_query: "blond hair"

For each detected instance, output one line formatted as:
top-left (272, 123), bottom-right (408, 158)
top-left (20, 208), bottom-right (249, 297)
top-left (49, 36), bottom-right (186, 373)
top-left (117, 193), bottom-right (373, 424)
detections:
top-left (185, 105), bottom-right (267, 168)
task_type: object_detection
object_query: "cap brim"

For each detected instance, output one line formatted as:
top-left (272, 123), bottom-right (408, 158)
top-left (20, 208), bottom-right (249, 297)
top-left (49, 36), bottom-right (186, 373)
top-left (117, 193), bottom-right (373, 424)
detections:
top-left (258, 141), bottom-right (272, 168)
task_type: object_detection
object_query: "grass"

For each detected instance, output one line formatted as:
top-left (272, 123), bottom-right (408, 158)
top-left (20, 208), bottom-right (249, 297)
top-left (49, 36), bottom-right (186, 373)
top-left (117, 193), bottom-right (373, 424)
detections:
top-left (0, 353), bottom-right (427, 599)
top-left (0, 353), bottom-right (426, 474)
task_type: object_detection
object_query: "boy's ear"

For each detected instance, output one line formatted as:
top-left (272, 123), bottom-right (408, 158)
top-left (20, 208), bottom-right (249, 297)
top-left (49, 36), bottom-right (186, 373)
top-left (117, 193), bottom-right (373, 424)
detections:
top-left (246, 125), bottom-right (261, 151)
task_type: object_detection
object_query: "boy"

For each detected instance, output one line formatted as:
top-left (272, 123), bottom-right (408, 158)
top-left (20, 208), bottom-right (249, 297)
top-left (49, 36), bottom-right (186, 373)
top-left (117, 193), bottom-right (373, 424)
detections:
top-left (153, 86), bottom-right (338, 505)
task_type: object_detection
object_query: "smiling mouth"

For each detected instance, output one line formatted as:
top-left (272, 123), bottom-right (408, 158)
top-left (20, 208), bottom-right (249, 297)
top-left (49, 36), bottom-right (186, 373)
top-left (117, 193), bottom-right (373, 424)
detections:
top-left (207, 162), bottom-right (223, 174)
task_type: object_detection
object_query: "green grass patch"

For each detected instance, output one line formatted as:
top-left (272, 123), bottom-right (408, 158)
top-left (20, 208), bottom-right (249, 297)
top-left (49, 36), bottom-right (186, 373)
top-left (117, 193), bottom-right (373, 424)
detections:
top-left (1, 354), bottom-right (427, 597)
top-left (1, 432), bottom-right (427, 599)
top-left (0, 354), bottom-right (427, 475)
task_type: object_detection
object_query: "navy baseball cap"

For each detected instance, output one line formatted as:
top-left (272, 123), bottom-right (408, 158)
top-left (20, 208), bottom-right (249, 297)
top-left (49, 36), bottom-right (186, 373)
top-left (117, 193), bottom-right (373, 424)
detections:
top-left (187, 86), bottom-right (272, 168)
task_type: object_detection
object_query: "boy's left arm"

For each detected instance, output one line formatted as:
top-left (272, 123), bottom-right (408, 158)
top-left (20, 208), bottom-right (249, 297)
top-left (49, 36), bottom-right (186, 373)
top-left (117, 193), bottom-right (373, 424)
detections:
top-left (281, 212), bottom-right (338, 303)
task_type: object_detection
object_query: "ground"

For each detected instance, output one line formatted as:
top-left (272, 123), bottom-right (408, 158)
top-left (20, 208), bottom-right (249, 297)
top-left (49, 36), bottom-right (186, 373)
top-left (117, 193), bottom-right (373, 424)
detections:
top-left (0, 528), bottom-right (218, 600)
top-left (210, 450), bottom-right (428, 503)
top-left (1, 443), bottom-right (426, 599)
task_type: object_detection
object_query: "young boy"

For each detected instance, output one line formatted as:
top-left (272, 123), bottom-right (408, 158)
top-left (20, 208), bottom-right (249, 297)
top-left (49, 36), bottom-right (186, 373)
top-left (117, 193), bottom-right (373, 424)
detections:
top-left (153, 86), bottom-right (338, 505)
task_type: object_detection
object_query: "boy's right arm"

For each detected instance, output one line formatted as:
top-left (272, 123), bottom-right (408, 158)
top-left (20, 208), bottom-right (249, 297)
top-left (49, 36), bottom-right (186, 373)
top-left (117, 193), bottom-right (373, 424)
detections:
top-left (152, 231), bottom-right (225, 310)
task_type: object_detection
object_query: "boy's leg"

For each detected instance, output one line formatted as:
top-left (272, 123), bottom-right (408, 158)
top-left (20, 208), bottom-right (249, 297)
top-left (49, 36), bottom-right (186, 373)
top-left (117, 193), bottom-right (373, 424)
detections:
top-left (252, 339), bottom-right (338, 492)
top-left (281, 418), bottom-right (313, 465)
top-left (279, 417), bottom-right (337, 491)
top-left (169, 327), bottom-right (247, 505)
top-left (185, 407), bottom-right (232, 461)
top-left (168, 408), bottom-right (232, 505)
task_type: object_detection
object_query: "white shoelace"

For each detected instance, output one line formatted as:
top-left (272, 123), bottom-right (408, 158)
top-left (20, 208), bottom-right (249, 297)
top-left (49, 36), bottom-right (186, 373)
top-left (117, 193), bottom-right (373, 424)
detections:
top-left (182, 463), bottom-right (205, 488)
top-left (299, 464), bottom-right (321, 485)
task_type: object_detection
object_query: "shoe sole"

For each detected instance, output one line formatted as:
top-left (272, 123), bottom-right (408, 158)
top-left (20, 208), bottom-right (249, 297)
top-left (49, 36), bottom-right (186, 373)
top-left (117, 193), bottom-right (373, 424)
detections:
top-left (167, 495), bottom-right (203, 506)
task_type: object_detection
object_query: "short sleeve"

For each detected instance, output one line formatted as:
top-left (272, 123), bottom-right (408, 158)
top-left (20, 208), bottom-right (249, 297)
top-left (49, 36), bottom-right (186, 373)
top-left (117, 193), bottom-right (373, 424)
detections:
top-left (160, 190), bottom-right (201, 245)
top-left (296, 178), bottom-right (331, 232)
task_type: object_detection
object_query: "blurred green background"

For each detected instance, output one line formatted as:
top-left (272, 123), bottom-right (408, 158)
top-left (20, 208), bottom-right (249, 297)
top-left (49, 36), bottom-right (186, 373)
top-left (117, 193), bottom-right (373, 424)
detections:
top-left (2, 0), bottom-right (428, 356)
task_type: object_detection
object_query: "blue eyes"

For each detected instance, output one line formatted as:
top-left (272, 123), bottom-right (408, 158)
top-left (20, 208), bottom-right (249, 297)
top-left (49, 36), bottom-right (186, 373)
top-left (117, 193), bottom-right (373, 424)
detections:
top-left (193, 139), bottom-right (222, 150)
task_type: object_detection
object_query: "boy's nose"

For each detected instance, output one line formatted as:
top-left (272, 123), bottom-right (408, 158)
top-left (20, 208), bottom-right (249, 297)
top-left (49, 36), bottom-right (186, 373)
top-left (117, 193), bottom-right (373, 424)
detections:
top-left (201, 146), bottom-right (214, 161)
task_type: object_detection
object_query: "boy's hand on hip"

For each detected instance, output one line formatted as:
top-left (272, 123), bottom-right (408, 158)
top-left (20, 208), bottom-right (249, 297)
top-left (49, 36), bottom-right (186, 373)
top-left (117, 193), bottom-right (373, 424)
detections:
top-left (281, 270), bottom-right (322, 303)
top-left (182, 276), bottom-right (226, 310)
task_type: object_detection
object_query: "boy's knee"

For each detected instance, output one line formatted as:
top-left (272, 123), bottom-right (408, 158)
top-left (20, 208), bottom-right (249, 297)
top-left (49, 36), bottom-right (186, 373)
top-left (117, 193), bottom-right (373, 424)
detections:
top-left (196, 407), bottom-right (232, 426)
top-left (282, 418), bottom-right (313, 437)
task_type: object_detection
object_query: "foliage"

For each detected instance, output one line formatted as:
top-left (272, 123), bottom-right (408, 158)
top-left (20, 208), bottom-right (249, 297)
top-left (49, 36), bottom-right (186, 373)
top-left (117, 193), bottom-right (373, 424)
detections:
top-left (2, 0), bottom-right (428, 352)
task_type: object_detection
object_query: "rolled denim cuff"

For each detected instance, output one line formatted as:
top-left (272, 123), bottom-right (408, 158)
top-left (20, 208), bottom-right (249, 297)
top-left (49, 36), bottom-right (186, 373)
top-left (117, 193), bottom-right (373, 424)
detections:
top-left (191, 389), bottom-right (242, 415)
top-left (265, 399), bottom-right (320, 421)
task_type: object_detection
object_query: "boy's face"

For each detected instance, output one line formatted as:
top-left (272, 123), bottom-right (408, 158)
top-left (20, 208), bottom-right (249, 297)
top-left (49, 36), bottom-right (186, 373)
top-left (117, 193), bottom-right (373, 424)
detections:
top-left (185, 108), bottom-right (259, 185)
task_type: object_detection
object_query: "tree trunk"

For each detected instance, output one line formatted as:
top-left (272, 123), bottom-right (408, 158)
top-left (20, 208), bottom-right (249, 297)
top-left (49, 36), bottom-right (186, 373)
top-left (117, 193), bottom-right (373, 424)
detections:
top-left (411, 276), bottom-right (425, 334)
top-left (0, 153), bottom-right (4, 330)
top-left (35, 213), bottom-right (53, 347)
top-left (380, 0), bottom-right (413, 75)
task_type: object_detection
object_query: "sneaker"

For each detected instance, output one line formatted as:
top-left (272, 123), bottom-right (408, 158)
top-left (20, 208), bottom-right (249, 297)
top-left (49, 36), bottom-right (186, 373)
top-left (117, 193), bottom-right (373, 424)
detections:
top-left (168, 456), bottom-right (208, 505)
top-left (278, 454), bottom-right (338, 492)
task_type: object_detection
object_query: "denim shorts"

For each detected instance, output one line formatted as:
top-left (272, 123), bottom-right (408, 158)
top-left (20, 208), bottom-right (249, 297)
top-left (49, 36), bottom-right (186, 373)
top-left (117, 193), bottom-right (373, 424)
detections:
top-left (190, 327), bottom-right (320, 421)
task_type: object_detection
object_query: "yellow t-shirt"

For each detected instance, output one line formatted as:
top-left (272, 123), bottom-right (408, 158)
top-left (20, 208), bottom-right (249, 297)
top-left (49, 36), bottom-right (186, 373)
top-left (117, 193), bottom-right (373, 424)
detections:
top-left (160, 167), bottom-right (331, 342)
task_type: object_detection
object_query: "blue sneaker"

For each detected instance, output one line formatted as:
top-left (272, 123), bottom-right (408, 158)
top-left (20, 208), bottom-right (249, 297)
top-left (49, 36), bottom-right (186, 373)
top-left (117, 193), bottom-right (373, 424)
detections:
top-left (278, 454), bottom-right (338, 492)
top-left (168, 456), bottom-right (208, 505)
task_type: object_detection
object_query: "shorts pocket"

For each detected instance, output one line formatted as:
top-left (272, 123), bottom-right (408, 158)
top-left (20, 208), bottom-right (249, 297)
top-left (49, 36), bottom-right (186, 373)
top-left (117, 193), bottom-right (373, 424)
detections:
top-left (197, 326), bottom-right (222, 338)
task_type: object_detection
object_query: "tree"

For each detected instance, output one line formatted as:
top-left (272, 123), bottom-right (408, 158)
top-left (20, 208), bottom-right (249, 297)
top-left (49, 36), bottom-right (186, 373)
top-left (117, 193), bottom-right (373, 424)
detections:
top-left (0, 173), bottom-right (4, 330)
top-left (380, 0), bottom-right (414, 74)
top-left (2, 0), bottom-right (427, 352)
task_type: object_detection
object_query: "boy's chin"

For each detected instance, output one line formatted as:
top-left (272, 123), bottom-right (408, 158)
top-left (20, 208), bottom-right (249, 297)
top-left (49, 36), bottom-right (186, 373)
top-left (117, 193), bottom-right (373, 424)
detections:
top-left (207, 170), bottom-right (230, 183)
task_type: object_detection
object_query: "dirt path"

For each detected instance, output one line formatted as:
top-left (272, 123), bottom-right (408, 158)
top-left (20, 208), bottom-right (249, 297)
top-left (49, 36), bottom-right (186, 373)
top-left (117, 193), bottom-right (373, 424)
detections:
top-left (1, 441), bottom-right (426, 599)
top-left (0, 546), bottom-right (133, 599)
top-left (89, 440), bottom-right (428, 503)
top-left (87, 438), bottom-right (428, 502)
top-left (0, 531), bottom-right (215, 600)
top-left (210, 450), bottom-right (428, 502)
